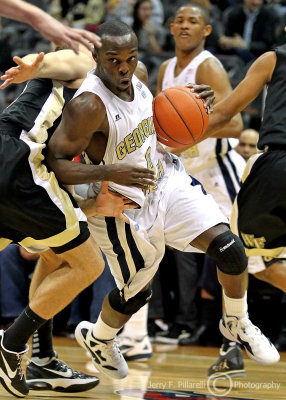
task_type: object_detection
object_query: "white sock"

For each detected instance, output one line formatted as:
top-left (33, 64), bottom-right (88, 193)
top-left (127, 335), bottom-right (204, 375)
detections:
top-left (31, 356), bottom-right (53, 366)
top-left (223, 291), bottom-right (248, 318)
top-left (122, 304), bottom-right (148, 339)
top-left (92, 313), bottom-right (120, 341)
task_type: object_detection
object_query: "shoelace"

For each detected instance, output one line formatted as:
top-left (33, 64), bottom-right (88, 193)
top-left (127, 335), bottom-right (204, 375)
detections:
top-left (104, 340), bottom-right (123, 363)
top-left (16, 354), bottom-right (24, 380)
top-left (239, 318), bottom-right (264, 346)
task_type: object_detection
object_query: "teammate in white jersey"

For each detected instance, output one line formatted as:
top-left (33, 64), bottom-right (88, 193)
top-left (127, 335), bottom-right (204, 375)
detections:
top-left (44, 20), bottom-right (279, 379)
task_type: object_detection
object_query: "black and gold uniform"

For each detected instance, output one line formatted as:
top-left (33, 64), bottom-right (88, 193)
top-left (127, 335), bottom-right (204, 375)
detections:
top-left (232, 45), bottom-right (286, 259)
top-left (0, 78), bottom-right (89, 253)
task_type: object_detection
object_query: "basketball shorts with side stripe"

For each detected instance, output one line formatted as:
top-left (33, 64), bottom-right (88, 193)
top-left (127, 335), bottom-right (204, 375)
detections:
top-left (231, 150), bottom-right (286, 260)
top-left (0, 133), bottom-right (89, 254)
top-left (88, 155), bottom-right (228, 301)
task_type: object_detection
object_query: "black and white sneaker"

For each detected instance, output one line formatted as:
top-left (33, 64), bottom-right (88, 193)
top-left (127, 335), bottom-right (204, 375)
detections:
top-left (117, 334), bottom-right (152, 361)
top-left (220, 314), bottom-right (280, 365)
top-left (156, 323), bottom-right (190, 344)
top-left (208, 343), bottom-right (246, 378)
top-left (26, 357), bottom-right (99, 392)
top-left (0, 330), bottom-right (29, 398)
top-left (75, 321), bottom-right (128, 379)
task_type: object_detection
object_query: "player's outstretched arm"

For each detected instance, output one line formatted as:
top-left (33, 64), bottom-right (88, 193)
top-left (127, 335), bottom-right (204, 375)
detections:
top-left (0, 49), bottom-right (94, 89)
top-left (206, 51), bottom-right (276, 137)
top-left (0, 0), bottom-right (101, 53)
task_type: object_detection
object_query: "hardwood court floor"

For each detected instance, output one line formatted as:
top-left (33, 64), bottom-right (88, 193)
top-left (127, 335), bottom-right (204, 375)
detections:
top-left (1, 337), bottom-right (286, 400)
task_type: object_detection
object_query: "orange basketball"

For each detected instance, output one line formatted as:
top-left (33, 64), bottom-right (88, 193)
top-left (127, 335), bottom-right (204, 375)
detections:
top-left (153, 86), bottom-right (209, 148)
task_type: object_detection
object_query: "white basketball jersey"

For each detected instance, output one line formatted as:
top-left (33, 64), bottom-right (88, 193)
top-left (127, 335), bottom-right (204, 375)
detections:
top-left (74, 70), bottom-right (164, 207)
top-left (162, 50), bottom-right (230, 174)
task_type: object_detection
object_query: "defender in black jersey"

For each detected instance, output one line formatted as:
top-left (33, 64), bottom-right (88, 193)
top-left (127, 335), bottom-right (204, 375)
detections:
top-left (0, 50), bottom-right (155, 396)
top-left (208, 45), bottom-right (286, 271)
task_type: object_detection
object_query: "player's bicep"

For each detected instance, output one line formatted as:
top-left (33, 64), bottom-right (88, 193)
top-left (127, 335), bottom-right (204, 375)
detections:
top-left (49, 94), bottom-right (104, 159)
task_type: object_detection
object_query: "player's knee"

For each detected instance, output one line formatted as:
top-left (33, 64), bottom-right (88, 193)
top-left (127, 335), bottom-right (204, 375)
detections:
top-left (108, 286), bottom-right (152, 315)
top-left (206, 230), bottom-right (247, 275)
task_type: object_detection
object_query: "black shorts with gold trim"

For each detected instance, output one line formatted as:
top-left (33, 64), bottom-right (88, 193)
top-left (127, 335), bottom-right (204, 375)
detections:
top-left (235, 148), bottom-right (286, 258)
top-left (0, 130), bottom-right (89, 254)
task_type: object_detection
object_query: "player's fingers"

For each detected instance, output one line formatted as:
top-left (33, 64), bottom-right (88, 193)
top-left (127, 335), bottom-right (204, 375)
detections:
top-left (0, 79), bottom-right (13, 89)
top-left (119, 213), bottom-right (130, 224)
top-left (12, 56), bottom-right (26, 67)
top-left (123, 204), bottom-right (139, 210)
top-left (33, 52), bottom-right (45, 65)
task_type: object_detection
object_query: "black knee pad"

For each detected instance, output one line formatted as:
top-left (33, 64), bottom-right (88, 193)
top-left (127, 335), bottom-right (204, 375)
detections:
top-left (108, 286), bottom-right (152, 315)
top-left (206, 230), bottom-right (247, 275)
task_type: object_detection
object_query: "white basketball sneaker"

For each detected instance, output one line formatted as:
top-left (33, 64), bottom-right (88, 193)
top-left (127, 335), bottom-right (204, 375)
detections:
top-left (219, 314), bottom-right (280, 365)
top-left (117, 335), bottom-right (152, 361)
top-left (75, 321), bottom-right (128, 379)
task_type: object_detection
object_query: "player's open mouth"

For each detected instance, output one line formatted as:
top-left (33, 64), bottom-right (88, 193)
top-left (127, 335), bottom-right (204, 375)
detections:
top-left (120, 79), bottom-right (130, 86)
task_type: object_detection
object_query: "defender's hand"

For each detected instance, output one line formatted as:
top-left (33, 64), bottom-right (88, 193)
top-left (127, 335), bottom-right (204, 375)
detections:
top-left (186, 83), bottom-right (215, 113)
top-left (86, 181), bottom-right (138, 222)
top-left (0, 52), bottom-right (45, 89)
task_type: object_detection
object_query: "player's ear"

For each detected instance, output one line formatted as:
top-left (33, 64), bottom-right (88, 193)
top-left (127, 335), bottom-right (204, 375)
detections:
top-left (92, 47), bottom-right (98, 62)
top-left (204, 24), bottom-right (212, 38)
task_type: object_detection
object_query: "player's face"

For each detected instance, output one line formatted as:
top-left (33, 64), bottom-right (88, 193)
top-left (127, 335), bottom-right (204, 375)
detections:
top-left (170, 6), bottom-right (211, 52)
top-left (95, 33), bottom-right (138, 96)
top-left (236, 130), bottom-right (258, 161)
top-left (137, 0), bottom-right (153, 22)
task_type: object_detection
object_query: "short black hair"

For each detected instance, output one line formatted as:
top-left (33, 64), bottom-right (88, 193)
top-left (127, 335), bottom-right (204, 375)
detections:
top-left (174, 3), bottom-right (210, 25)
top-left (96, 20), bottom-right (134, 38)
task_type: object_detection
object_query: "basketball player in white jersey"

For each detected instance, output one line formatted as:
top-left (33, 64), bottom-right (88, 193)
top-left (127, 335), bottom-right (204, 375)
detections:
top-left (42, 20), bottom-right (279, 380)
top-left (3, 20), bottom-right (279, 382)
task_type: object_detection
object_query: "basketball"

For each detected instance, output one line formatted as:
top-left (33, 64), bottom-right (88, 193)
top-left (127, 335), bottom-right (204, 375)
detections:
top-left (153, 86), bottom-right (209, 148)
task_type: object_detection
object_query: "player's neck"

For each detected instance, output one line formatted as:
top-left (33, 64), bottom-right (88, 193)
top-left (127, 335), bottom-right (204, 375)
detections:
top-left (175, 45), bottom-right (204, 70)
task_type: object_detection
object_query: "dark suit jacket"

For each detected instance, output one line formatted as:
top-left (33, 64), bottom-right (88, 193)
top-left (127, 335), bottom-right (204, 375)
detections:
top-left (224, 5), bottom-right (278, 56)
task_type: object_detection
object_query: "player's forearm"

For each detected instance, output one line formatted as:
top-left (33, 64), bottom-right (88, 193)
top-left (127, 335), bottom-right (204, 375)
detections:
top-left (47, 158), bottom-right (108, 185)
top-left (209, 113), bottom-right (243, 139)
top-left (0, 0), bottom-right (44, 25)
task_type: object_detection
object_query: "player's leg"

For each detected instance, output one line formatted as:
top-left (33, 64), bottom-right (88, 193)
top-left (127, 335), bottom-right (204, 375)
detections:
top-left (0, 237), bottom-right (104, 397)
top-left (117, 304), bottom-right (152, 361)
top-left (26, 250), bottom-right (100, 393)
top-left (164, 162), bottom-right (279, 365)
top-left (75, 282), bottom-right (153, 379)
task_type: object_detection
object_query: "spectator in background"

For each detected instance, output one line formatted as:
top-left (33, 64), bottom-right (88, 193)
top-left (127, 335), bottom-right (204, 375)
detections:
top-left (235, 128), bottom-right (259, 161)
top-left (133, 0), bottom-right (167, 57)
top-left (49, 0), bottom-right (105, 31)
top-left (105, 0), bottom-right (164, 26)
top-left (218, 0), bottom-right (278, 64)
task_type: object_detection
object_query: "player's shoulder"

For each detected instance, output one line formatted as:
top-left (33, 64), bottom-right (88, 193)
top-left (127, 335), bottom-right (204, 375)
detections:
top-left (159, 58), bottom-right (173, 73)
top-left (69, 91), bottom-right (105, 117)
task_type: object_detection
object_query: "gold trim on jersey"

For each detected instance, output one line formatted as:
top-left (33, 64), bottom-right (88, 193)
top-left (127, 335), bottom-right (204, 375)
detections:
top-left (0, 238), bottom-right (12, 251)
top-left (18, 82), bottom-right (85, 250)
top-left (28, 82), bottom-right (65, 144)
